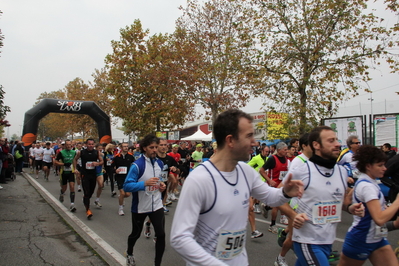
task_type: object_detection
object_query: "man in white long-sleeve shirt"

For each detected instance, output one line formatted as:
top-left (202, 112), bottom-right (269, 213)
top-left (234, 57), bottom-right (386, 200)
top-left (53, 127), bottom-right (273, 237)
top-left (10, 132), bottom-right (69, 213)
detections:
top-left (170, 109), bottom-right (307, 266)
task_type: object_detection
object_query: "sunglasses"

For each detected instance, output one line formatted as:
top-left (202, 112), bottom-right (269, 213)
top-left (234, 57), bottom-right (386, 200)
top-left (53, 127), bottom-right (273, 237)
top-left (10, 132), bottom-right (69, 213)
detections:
top-left (352, 142), bottom-right (361, 144)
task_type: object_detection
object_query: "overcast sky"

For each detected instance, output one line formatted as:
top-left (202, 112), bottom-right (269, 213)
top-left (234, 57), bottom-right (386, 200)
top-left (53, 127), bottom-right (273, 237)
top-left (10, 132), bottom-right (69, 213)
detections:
top-left (1, 0), bottom-right (399, 139)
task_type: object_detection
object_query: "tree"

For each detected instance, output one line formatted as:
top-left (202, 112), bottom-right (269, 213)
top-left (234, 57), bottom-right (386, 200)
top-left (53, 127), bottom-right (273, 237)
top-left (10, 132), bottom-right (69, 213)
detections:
top-left (105, 20), bottom-right (195, 136)
top-left (175, 0), bottom-right (260, 122)
top-left (0, 85), bottom-right (11, 136)
top-left (246, 0), bottom-right (399, 134)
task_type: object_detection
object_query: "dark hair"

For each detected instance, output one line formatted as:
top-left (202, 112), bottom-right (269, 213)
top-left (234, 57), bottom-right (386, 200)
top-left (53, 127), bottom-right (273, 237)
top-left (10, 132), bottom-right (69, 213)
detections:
top-left (299, 133), bottom-right (310, 149)
top-left (308, 126), bottom-right (333, 153)
top-left (85, 138), bottom-right (95, 144)
top-left (213, 109), bottom-right (253, 149)
top-left (139, 134), bottom-right (160, 153)
top-left (383, 143), bottom-right (391, 150)
top-left (289, 138), bottom-right (299, 145)
top-left (353, 145), bottom-right (387, 173)
top-left (288, 145), bottom-right (294, 150)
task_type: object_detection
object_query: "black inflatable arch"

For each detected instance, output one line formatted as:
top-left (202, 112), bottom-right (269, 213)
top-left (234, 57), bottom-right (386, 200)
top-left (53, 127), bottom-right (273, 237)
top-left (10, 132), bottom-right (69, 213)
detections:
top-left (22, 98), bottom-right (112, 147)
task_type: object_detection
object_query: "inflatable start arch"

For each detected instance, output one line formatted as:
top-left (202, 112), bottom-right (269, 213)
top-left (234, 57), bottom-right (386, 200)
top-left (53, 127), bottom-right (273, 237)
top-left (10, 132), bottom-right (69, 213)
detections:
top-left (22, 98), bottom-right (112, 147)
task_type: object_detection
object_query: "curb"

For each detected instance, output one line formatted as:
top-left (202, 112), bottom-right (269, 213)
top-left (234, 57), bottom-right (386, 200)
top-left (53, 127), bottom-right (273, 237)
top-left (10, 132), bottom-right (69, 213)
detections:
top-left (22, 172), bottom-right (125, 266)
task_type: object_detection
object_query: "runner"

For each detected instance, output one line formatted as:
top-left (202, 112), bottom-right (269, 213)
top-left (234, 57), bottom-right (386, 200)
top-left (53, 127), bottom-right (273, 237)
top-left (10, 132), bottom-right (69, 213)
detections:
top-left (124, 134), bottom-right (166, 266)
top-left (74, 142), bottom-right (83, 192)
top-left (94, 143), bottom-right (105, 209)
top-left (112, 142), bottom-right (134, 216)
top-left (339, 145), bottom-right (399, 266)
top-left (31, 142), bottom-right (44, 179)
top-left (247, 145), bottom-right (271, 239)
top-left (170, 109), bottom-right (306, 266)
top-left (103, 143), bottom-right (116, 196)
top-left (54, 140), bottom-right (77, 212)
top-left (42, 142), bottom-right (55, 181)
top-left (73, 138), bottom-right (103, 219)
top-left (289, 126), bottom-right (364, 266)
top-left (167, 144), bottom-right (180, 201)
top-left (259, 142), bottom-right (289, 233)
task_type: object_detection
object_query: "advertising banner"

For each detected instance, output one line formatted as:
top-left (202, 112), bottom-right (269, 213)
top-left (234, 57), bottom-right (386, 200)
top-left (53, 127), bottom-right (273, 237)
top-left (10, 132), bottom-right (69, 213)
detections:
top-left (322, 116), bottom-right (363, 148)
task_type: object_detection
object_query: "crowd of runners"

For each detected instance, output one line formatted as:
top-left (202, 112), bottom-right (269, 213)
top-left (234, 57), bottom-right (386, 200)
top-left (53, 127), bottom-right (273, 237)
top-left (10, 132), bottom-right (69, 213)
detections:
top-left (2, 109), bottom-right (399, 266)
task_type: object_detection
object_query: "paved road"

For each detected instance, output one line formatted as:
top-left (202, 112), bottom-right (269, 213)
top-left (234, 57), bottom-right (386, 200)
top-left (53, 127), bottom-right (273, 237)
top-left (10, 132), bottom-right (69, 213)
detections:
top-left (26, 169), bottom-right (399, 266)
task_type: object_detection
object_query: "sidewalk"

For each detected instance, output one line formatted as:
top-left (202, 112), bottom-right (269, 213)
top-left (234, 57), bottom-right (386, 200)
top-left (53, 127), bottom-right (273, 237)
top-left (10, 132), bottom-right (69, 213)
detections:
top-left (0, 173), bottom-right (108, 266)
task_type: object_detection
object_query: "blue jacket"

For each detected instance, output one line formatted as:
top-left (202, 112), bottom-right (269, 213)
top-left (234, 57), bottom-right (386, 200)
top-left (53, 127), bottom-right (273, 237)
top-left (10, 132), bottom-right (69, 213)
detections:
top-left (123, 155), bottom-right (164, 213)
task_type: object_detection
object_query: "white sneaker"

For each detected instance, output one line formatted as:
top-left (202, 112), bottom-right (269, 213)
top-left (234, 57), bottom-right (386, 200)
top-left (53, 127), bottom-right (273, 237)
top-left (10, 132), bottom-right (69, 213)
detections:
top-left (94, 200), bottom-right (102, 208)
top-left (170, 193), bottom-right (178, 201)
top-left (118, 207), bottom-right (124, 216)
top-left (274, 256), bottom-right (288, 266)
top-left (268, 225), bottom-right (278, 234)
top-left (0, 185), bottom-right (3, 189)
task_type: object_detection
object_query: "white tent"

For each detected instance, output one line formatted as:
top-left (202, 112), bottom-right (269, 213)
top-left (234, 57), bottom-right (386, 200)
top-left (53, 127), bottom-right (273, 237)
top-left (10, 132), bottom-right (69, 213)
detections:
top-left (181, 129), bottom-right (212, 141)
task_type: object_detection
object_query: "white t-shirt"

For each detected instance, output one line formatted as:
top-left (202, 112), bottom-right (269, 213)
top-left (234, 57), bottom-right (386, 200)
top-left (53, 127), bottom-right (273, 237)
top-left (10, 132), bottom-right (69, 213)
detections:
top-left (31, 147), bottom-right (44, 161)
top-left (43, 148), bottom-right (55, 163)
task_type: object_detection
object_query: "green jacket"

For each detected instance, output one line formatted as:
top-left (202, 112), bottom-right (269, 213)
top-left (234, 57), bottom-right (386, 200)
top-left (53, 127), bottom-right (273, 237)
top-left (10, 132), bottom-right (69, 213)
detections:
top-left (247, 154), bottom-right (268, 181)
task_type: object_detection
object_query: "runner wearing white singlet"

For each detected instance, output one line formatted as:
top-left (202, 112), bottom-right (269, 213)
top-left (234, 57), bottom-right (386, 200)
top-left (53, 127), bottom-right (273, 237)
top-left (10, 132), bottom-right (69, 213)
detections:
top-left (289, 126), bottom-right (365, 266)
top-left (170, 109), bottom-right (307, 266)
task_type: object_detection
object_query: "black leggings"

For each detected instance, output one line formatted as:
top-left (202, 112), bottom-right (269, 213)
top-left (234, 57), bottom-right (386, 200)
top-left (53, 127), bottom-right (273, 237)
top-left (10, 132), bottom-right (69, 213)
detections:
top-left (103, 166), bottom-right (115, 192)
top-left (81, 173), bottom-right (96, 210)
top-left (127, 208), bottom-right (165, 266)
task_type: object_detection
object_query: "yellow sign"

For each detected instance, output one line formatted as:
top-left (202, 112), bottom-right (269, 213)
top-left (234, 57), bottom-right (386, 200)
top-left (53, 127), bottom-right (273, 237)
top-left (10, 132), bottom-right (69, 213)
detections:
top-left (266, 112), bottom-right (289, 140)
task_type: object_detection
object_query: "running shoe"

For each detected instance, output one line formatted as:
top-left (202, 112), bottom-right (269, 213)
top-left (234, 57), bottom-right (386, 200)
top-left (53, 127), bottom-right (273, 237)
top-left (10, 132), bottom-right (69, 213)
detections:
top-left (274, 256), bottom-right (288, 266)
top-left (328, 250), bottom-right (340, 262)
top-left (170, 193), bottom-right (178, 201)
top-left (144, 222), bottom-right (151, 238)
top-left (94, 200), bottom-right (102, 208)
top-left (0, 185), bottom-right (3, 189)
top-left (165, 199), bottom-right (172, 206)
top-left (70, 204), bottom-right (76, 212)
top-left (280, 215), bottom-right (289, 225)
top-left (268, 225), bottom-right (278, 234)
top-left (118, 208), bottom-right (125, 216)
top-left (153, 237), bottom-right (157, 243)
top-left (78, 185), bottom-right (81, 192)
top-left (163, 205), bottom-right (169, 212)
top-left (251, 230), bottom-right (263, 239)
top-left (254, 204), bottom-right (261, 214)
top-left (277, 228), bottom-right (286, 247)
top-left (261, 203), bottom-right (269, 219)
top-left (126, 254), bottom-right (136, 266)
top-left (59, 194), bottom-right (64, 203)
top-left (86, 209), bottom-right (93, 219)
top-left (111, 191), bottom-right (117, 197)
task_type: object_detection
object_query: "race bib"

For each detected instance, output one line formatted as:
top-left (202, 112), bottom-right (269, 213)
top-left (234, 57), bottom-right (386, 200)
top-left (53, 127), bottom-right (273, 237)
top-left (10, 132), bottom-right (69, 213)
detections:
top-left (118, 166), bottom-right (127, 174)
top-left (215, 228), bottom-right (246, 260)
top-left (86, 161), bottom-right (95, 170)
top-left (64, 166), bottom-right (72, 172)
top-left (375, 225), bottom-right (388, 239)
top-left (106, 160), bottom-right (112, 166)
top-left (312, 200), bottom-right (342, 224)
top-left (160, 171), bottom-right (168, 182)
top-left (279, 171), bottom-right (288, 180)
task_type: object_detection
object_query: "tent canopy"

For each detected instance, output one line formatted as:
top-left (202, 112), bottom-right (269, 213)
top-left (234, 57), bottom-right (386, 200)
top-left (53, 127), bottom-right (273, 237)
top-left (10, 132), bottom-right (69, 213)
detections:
top-left (181, 129), bottom-right (212, 141)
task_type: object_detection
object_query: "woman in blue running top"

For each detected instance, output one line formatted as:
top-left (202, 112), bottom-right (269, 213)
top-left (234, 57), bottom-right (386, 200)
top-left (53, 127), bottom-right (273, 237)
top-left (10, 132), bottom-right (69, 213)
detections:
top-left (339, 145), bottom-right (399, 266)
